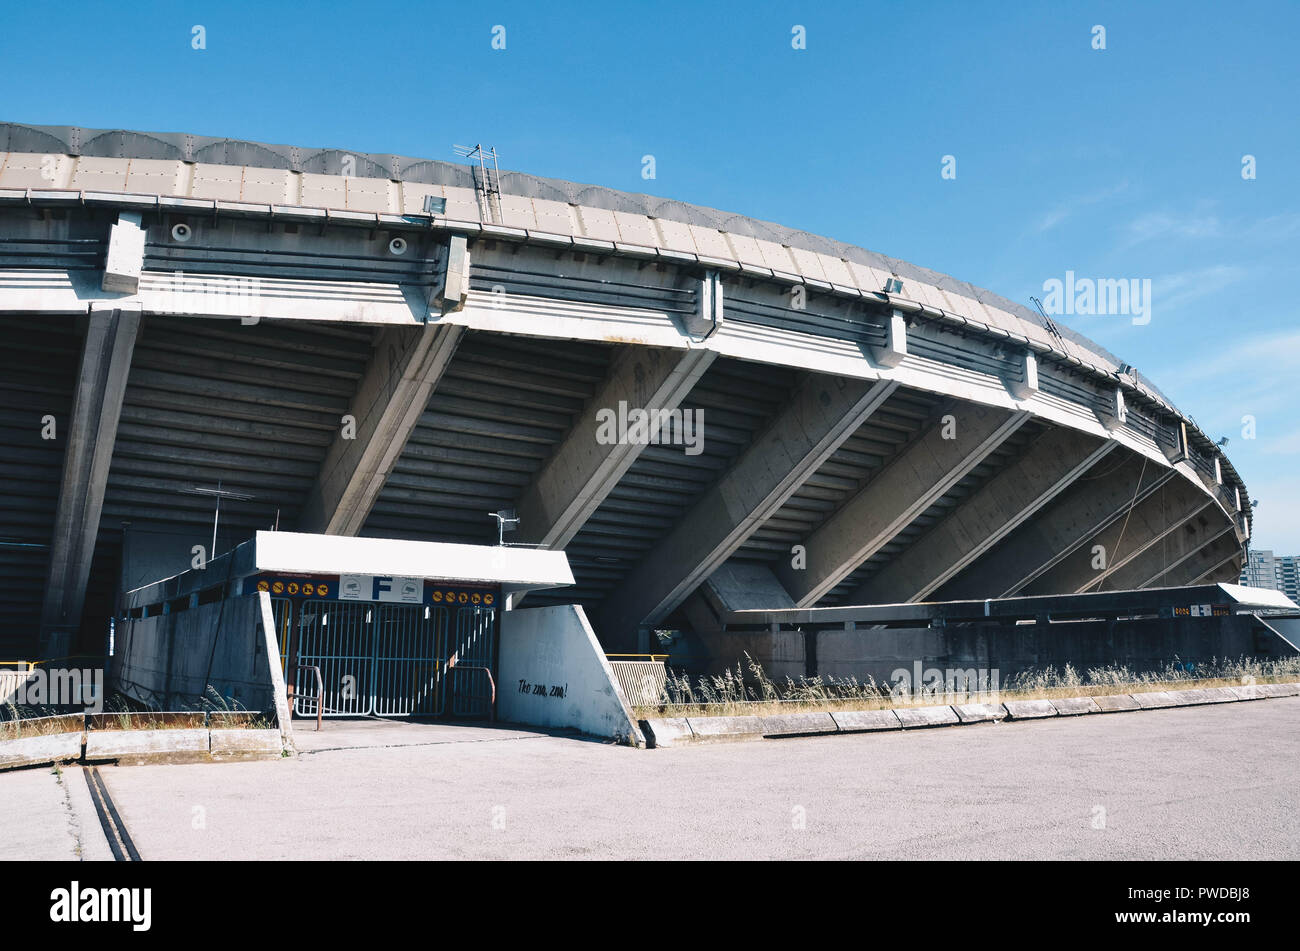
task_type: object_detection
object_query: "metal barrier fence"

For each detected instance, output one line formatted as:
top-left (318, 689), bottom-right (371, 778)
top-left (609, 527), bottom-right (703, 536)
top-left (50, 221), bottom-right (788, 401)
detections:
top-left (607, 656), bottom-right (669, 706)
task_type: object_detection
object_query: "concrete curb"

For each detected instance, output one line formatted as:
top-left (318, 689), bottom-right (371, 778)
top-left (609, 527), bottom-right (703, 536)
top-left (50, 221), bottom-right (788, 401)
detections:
top-left (830, 710), bottom-right (902, 733)
top-left (953, 703), bottom-right (1006, 724)
top-left (0, 727), bottom-right (286, 771)
top-left (1003, 699), bottom-right (1057, 720)
top-left (637, 681), bottom-right (1300, 749)
top-left (895, 705), bottom-right (960, 729)
top-left (0, 731), bottom-right (84, 770)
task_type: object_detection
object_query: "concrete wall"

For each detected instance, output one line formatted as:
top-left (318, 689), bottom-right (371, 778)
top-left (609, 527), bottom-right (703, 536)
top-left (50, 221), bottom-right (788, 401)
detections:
top-left (110, 590), bottom-right (280, 715)
top-left (693, 614), bottom-right (1293, 687)
top-left (497, 605), bottom-right (643, 745)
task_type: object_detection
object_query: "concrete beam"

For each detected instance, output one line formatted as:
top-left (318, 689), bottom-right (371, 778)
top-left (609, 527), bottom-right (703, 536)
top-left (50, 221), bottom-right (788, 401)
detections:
top-left (1097, 388), bottom-right (1127, 431)
top-left (40, 304), bottom-right (141, 657)
top-left (1105, 516), bottom-right (1237, 590)
top-left (429, 234), bottom-right (470, 314)
top-left (776, 402), bottom-right (1030, 607)
top-left (515, 345), bottom-right (716, 549)
top-left (933, 453), bottom-right (1177, 601)
top-left (1023, 474), bottom-right (1216, 595)
top-left (299, 323), bottom-right (463, 536)
top-left (845, 428), bottom-right (1115, 604)
top-left (1008, 350), bottom-right (1039, 401)
top-left (869, 309), bottom-right (908, 368)
top-left (1187, 536), bottom-right (1247, 586)
top-left (682, 271), bottom-right (723, 339)
top-left (592, 376), bottom-right (900, 646)
top-left (101, 212), bottom-right (145, 294)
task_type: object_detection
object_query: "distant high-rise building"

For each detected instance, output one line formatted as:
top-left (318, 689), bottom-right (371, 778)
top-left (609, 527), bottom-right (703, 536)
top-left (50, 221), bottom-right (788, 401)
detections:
top-left (1241, 549), bottom-right (1278, 589)
top-left (1240, 549), bottom-right (1300, 602)
top-left (1276, 554), bottom-right (1300, 603)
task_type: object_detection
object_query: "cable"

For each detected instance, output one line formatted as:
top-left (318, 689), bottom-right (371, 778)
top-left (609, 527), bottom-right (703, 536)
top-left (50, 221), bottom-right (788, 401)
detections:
top-left (1083, 455), bottom-right (1148, 593)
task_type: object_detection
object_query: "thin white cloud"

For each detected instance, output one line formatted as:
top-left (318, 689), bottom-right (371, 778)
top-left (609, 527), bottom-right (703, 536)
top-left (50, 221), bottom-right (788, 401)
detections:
top-left (1034, 181), bottom-right (1130, 234)
top-left (1124, 211), bottom-right (1221, 246)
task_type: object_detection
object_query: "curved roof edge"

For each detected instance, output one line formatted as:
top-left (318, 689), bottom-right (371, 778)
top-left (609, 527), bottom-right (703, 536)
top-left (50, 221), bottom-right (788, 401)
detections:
top-left (0, 122), bottom-right (1157, 394)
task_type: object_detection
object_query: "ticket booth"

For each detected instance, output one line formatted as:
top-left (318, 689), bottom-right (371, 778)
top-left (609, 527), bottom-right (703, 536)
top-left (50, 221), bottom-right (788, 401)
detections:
top-left (116, 531), bottom-right (574, 723)
top-left (241, 533), bottom-right (575, 721)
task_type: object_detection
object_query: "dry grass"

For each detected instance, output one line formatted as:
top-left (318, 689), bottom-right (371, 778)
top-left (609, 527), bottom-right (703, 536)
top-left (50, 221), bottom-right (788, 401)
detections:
top-left (632, 654), bottom-right (1300, 719)
top-left (0, 711), bottom-right (84, 740)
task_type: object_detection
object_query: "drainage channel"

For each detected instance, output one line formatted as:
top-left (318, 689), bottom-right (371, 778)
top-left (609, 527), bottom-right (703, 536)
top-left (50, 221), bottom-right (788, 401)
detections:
top-left (83, 766), bottom-right (142, 862)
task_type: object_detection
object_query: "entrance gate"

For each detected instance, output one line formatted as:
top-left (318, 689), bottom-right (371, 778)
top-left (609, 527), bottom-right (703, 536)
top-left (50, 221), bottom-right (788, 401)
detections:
top-left (283, 599), bottom-right (496, 718)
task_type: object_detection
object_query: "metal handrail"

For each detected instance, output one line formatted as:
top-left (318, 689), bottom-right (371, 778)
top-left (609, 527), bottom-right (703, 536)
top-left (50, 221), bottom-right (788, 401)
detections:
top-left (289, 664), bottom-right (324, 732)
top-left (605, 653), bottom-right (670, 661)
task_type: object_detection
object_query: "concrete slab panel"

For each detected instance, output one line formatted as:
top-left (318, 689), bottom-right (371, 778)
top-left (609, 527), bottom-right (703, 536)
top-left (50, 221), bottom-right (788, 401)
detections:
top-left (1003, 699), bottom-right (1057, 719)
top-left (1131, 691), bottom-right (1179, 709)
top-left (1170, 688), bottom-right (1222, 705)
top-left (639, 718), bottom-right (694, 749)
top-left (688, 225), bottom-right (733, 260)
top-left (786, 246), bottom-right (828, 282)
top-left (398, 181), bottom-right (444, 216)
top-left (299, 172), bottom-right (348, 209)
top-left (613, 211), bottom-right (659, 247)
top-left (343, 176), bottom-right (391, 213)
top-left (1228, 685), bottom-right (1266, 701)
top-left (684, 715), bottom-right (766, 742)
top-left (0, 732), bottom-right (83, 770)
top-left (1258, 682), bottom-right (1300, 698)
top-left (894, 705), bottom-right (960, 728)
top-left (1050, 697), bottom-right (1101, 716)
top-left (85, 728), bottom-right (209, 759)
top-left (575, 205), bottom-right (620, 242)
top-left (497, 194), bottom-right (539, 230)
top-left (830, 709), bottom-right (902, 732)
top-left (0, 152), bottom-right (74, 188)
top-left (209, 729), bottom-right (283, 756)
top-left (723, 232), bottom-right (769, 270)
top-left (1092, 694), bottom-right (1141, 712)
top-left (69, 156), bottom-right (129, 191)
top-left (760, 712), bottom-right (838, 736)
top-left (238, 166), bottom-right (295, 204)
top-left (755, 238), bottom-right (796, 273)
top-left (654, 217), bottom-right (698, 255)
top-left (123, 158), bottom-right (187, 195)
top-left (954, 702), bottom-right (1006, 723)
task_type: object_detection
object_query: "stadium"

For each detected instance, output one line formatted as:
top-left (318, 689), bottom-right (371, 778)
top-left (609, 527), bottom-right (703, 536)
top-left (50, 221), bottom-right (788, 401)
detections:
top-left (0, 122), bottom-right (1261, 724)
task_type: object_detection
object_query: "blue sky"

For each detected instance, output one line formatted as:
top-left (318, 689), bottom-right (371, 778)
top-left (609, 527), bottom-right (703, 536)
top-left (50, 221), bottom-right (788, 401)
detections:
top-left (3, 0), bottom-right (1297, 549)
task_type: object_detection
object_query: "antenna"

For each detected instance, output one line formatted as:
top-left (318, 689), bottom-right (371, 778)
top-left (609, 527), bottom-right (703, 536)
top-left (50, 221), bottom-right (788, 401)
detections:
top-left (453, 143), bottom-right (502, 223)
top-left (1029, 296), bottom-right (1068, 348)
top-left (182, 480), bottom-right (255, 562)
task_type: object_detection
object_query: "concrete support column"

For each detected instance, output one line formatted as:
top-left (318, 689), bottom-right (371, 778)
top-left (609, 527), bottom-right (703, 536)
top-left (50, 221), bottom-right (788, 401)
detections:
top-left (1103, 515), bottom-right (1236, 590)
top-left (776, 402), bottom-right (1030, 607)
top-left (1023, 475), bottom-right (1216, 594)
top-left (933, 452), bottom-right (1176, 601)
top-left (846, 429), bottom-right (1114, 604)
top-left (515, 345), bottom-right (716, 549)
top-left (299, 323), bottom-right (463, 535)
top-left (592, 375), bottom-right (900, 647)
top-left (40, 303), bottom-right (141, 658)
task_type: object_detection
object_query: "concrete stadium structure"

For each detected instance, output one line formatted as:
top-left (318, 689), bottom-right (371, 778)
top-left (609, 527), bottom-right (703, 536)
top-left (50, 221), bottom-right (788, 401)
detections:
top-left (0, 122), bottom-right (1252, 669)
